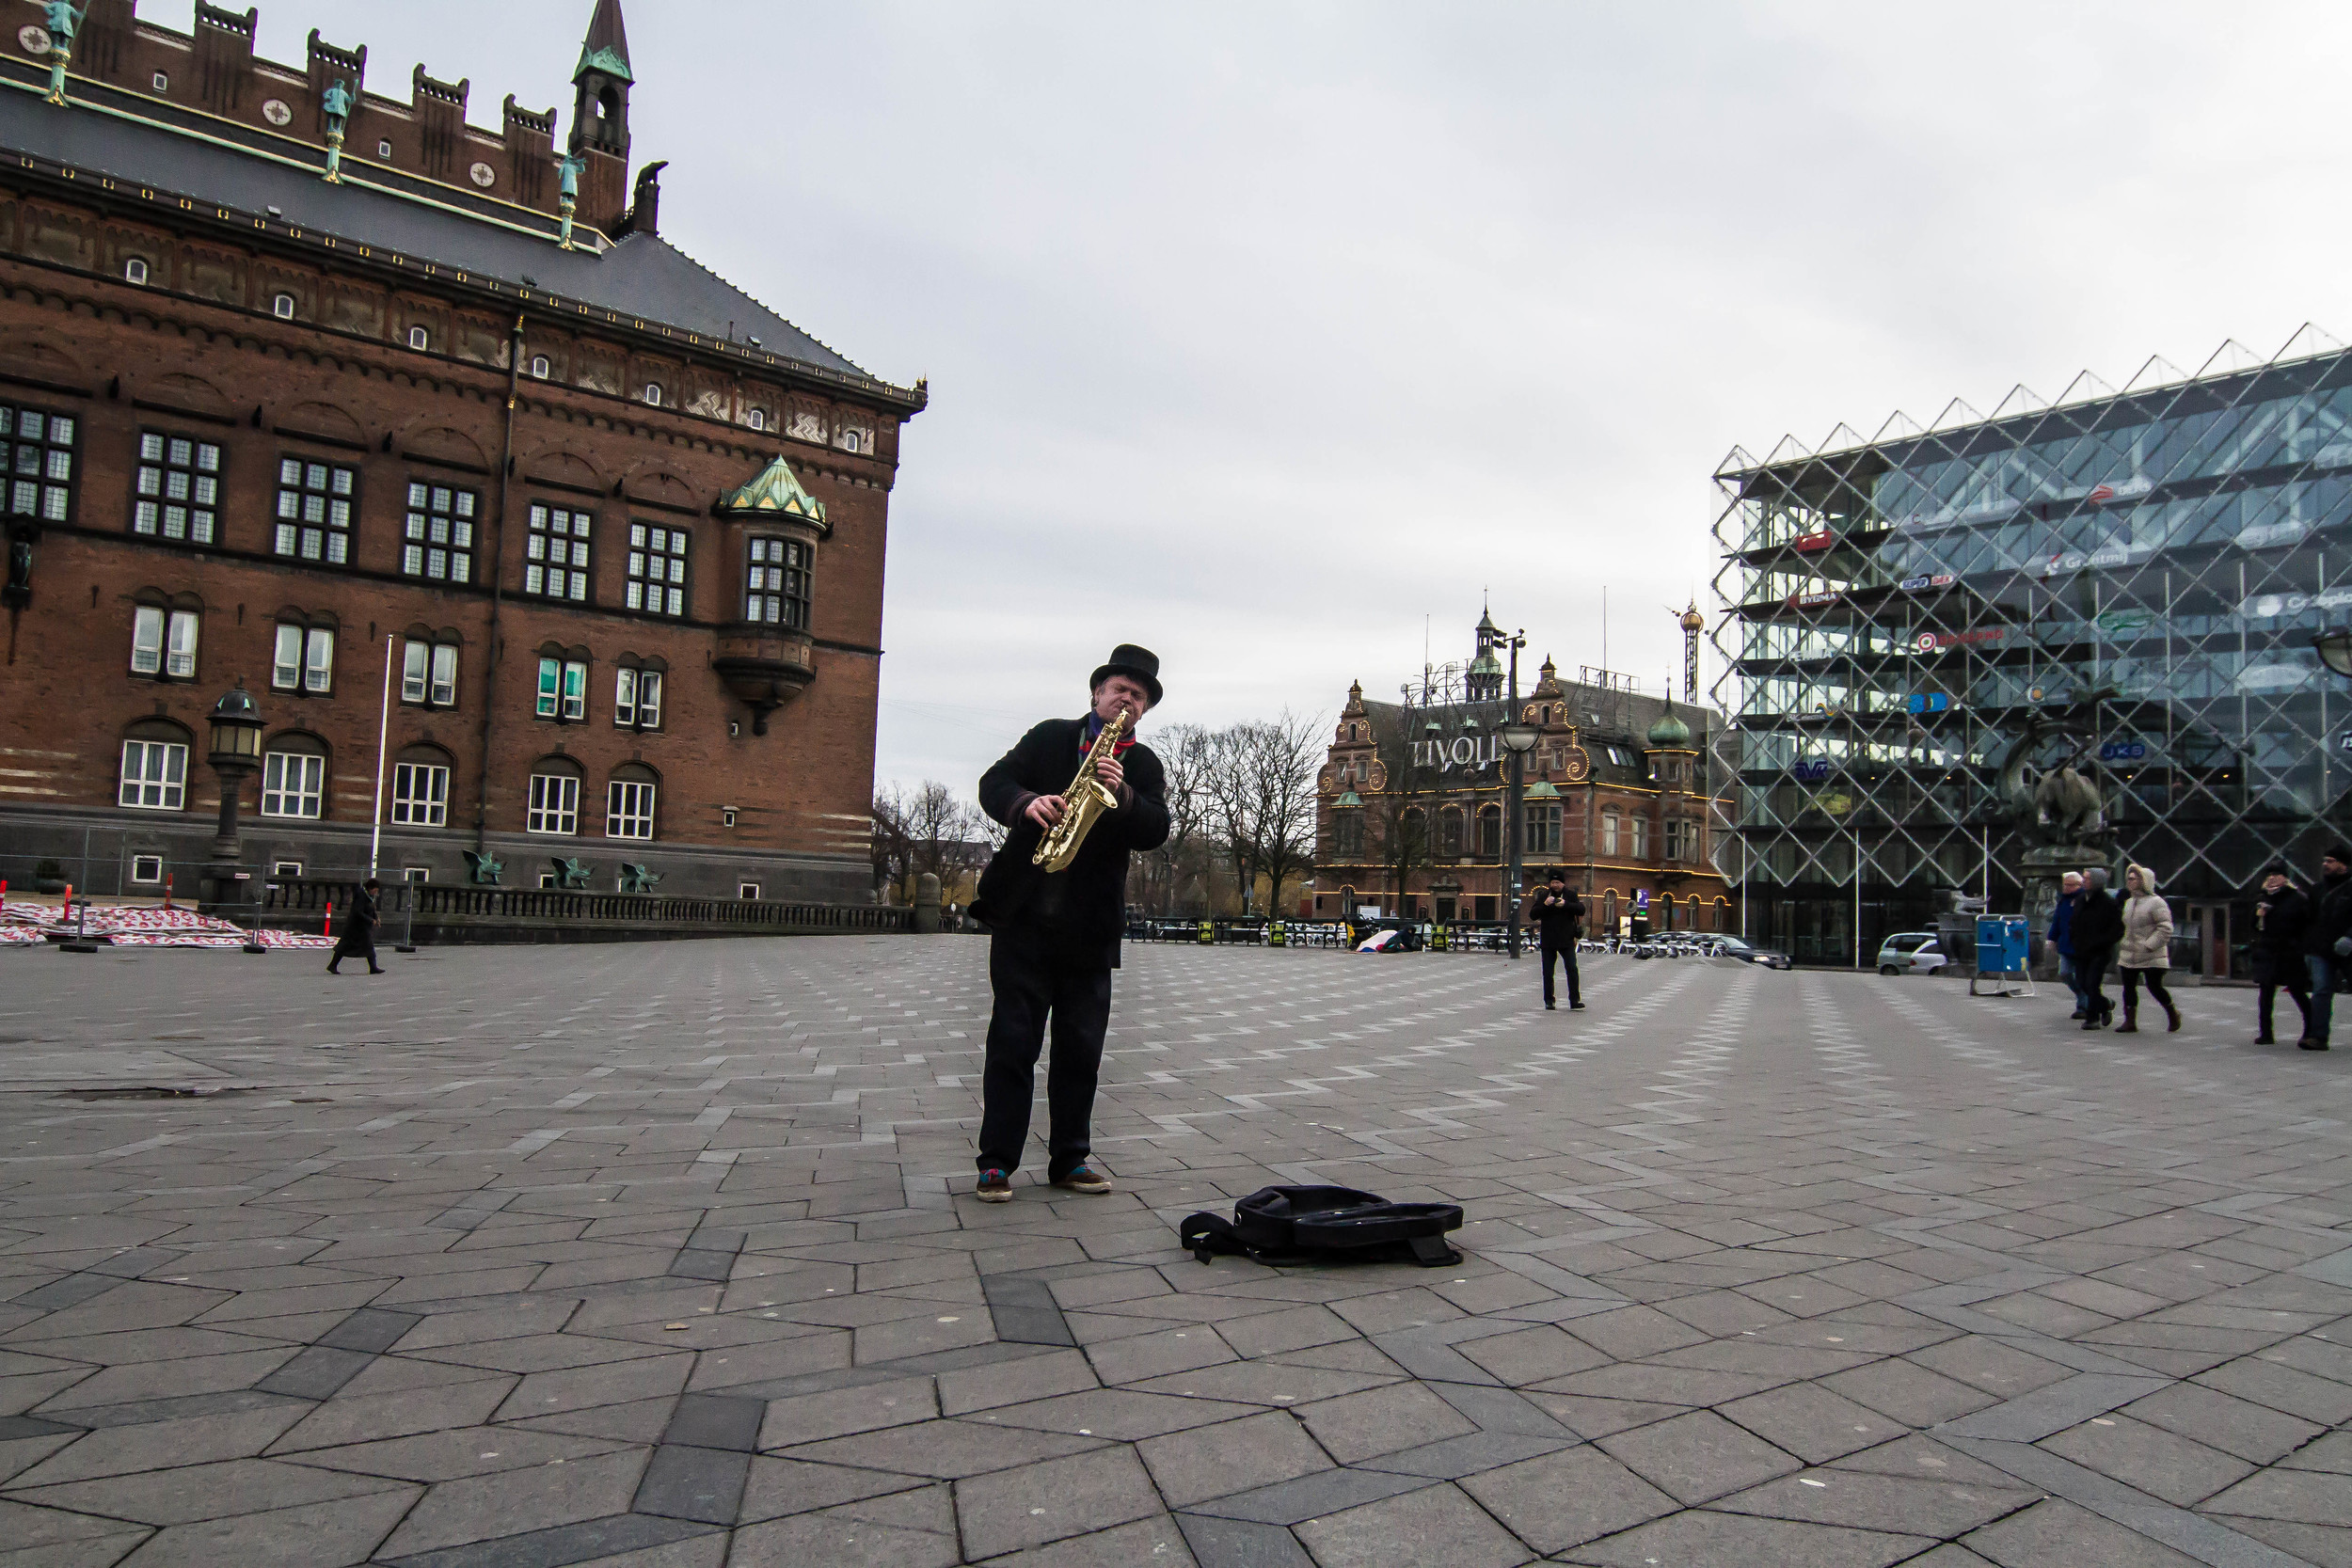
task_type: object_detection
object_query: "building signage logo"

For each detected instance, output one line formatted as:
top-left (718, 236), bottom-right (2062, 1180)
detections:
top-left (2098, 739), bottom-right (2148, 761)
top-left (2240, 587), bottom-right (2352, 620)
top-left (1897, 573), bottom-right (1956, 592)
top-left (1411, 735), bottom-right (1502, 773)
top-left (2084, 477), bottom-right (2153, 504)
top-left (1792, 758), bottom-right (1833, 782)
top-left (1786, 590), bottom-right (1839, 609)
top-left (2096, 609), bottom-right (2155, 635)
top-left (2236, 662), bottom-right (2314, 693)
top-left (2240, 520), bottom-right (2312, 550)
top-left (1914, 627), bottom-right (2004, 653)
top-left (1793, 529), bottom-right (1836, 552)
top-left (2036, 541), bottom-right (2152, 577)
top-left (1905, 692), bottom-right (1952, 714)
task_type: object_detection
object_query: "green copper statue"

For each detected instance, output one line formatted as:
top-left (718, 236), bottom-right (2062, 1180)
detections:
top-left (42, 2), bottom-right (81, 106)
top-left (320, 79), bottom-right (353, 182)
top-left (555, 152), bottom-right (586, 249)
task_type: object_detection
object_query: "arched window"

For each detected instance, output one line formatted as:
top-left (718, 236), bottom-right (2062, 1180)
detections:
top-left (401, 626), bottom-right (462, 709)
top-left (261, 732), bottom-right (328, 819)
top-left (271, 610), bottom-right (337, 695)
top-left (1439, 806), bottom-right (1464, 859)
top-left (607, 762), bottom-right (658, 840)
top-left (527, 755), bottom-right (583, 835)
top-left (1401, 806), bottom-right (1426, 859)
top-left (1477, 804), bottom-right (1502, 858)
top-left (1602, 889), bottom-right (1618, 931)
top-left (119, 718), bottom-right (192, 810)
top-left (1600, 812), bottom-right (1621, 858)
top-left (1658, 895), bottom-right (1677, 930)
top-left (392, 743), bottom-right (454, 828)
top-left (614, 654), bottom-right (668, 730)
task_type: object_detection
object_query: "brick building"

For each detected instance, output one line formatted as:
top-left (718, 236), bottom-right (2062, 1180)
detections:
top-left (0, 0), bottom-right (923, 905)
top-left (1312, 611), bottom-right (1740, 934)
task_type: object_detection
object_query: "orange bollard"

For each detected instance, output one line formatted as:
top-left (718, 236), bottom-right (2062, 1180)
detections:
top-left (164, 873), bottom-right (173, 911)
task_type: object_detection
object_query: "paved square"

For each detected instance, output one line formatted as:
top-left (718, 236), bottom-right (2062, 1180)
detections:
top-left (1, 938), bottom-right (2348, 1566)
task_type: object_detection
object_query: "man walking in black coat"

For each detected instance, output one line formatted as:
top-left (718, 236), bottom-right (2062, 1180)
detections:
top-left (2251, 864), bottom-right (2312, 1046)
top-left (969, 645), bottom-right (1171, 1201)
top-left (2301, 845), bottom-right (2352, 1051)
top-left (326, 877), bottom-right (383, 975)
top-left (2071, 866), bottom-right (2123, 1030)
top-left (1521, 870), bottom-right (1584, 1010)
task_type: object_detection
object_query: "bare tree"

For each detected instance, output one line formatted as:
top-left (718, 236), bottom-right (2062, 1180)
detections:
top-left (1144, 722), bottom-right (1216, 915)
top-left (905, 781), bottom-right (983, 881)
top-left (1371, 706), bottom-right (1438, 913)
top-left (870, 784), bottom-right (914, 898)
top-left (1240, 710), bottom-right (1324, 915)
top-left (1200, 724), bottom-right (1262, 912)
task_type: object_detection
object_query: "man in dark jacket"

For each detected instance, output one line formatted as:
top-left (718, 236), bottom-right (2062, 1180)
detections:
top-left (326, 877), bottom-right (383, 975)
top-left (2070, 866), bottom-right (2123, 1030)
top-left (2251, 864), bottom-right (2312, 1046)
top-left (969, 645), bottom-right (1171, 1200)
top-left (2300, 846), bottom-right (2352, 1051)
top-left (1521, 871), bottom-right (1585, 1010)
top-left (2048, 871), bottom-right (2085, 1020)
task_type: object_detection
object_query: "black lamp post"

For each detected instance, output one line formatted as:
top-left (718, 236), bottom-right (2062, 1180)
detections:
top-left (1499, 717), bottom-right (1539, 958)
top-left (204, 686), bottom-right (264, 908)
top-left (2316, 629), bottom-right (2352, 680)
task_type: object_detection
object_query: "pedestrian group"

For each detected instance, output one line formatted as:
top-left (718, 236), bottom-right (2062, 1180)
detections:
top-left (2045, 847), bottom-right (2352, 1049)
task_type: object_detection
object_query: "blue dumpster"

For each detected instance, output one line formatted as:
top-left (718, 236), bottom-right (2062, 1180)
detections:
top-left (1972, 914), bottom-right (2031, 994)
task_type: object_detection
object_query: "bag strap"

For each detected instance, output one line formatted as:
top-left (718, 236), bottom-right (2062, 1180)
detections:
top-left (1180, 1212), bottom-right (1245, 1263)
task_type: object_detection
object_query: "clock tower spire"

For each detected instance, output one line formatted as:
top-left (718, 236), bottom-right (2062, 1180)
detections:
top-left (567, 0), bottom-right (633, 237)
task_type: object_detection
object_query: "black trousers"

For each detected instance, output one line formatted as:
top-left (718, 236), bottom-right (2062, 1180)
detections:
top-left (2076, 944), bottom-right (2115, 1019)
top-left (2256, 958), bottom-right (2311, 1038)
top-left (977, 924), bottom-right (1113, 1180)
top-left (2120, 967), bottom-right (2172, 1011)
top-left (1540, 942), bottom-right (1581, 1006)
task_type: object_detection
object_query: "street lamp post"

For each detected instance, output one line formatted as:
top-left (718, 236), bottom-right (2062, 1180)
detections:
top-left (1499, 717), bottom-right (1539, 959)
top-left (203, 686), bottom-right (264, 912)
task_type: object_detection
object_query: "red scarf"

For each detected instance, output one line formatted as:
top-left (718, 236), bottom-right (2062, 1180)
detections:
top-left (1085, 713), bottom-right (1137, 756)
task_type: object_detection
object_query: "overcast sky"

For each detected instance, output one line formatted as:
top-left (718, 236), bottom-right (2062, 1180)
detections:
top-left (290, 1), bottom-right (2352, 796)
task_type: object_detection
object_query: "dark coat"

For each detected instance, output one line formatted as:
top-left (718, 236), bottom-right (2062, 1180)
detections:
top-left (974, 718), bottom-right (1170, 969)
top-left (1524, 887), bottom-right (1584, 947)
top-left (2306, 871), bottom-right (2352, 958)
top-left (332, 886), bottom-right (379, 954)
top-left (2254, 884), bottom-right (2312, 959)
top-left (2047, 891), bottom-right (2078, 958)
top-left (2071, 887), bottom-right (2123, 952)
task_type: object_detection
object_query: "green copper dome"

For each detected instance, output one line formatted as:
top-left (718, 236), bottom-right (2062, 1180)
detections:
top-left (1646, 707), bottom-right (1692, 748)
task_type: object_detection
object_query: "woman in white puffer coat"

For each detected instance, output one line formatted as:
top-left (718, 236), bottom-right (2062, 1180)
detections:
top-left (2116, 863), bottom-right (2179, 1033)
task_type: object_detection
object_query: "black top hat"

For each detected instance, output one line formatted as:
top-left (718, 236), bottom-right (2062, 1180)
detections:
top-left (1089, 644), bottom-right (1162, 707)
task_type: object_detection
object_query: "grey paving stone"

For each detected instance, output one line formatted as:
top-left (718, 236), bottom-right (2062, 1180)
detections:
top-left (737, 1456), bottom-right (930, 1524)
top-left (659, 1392), bottom-right (762, 1451)
top-left (380, 1513), bottom-right (719, 1568)
top-left (953, 1444), bottom-right (1164, 1559)
top-left (7, 1454), bottom-right (411, 1526)
top-left (1597, 1409), bottom-right (1804, 1505)
top-left (2122, 1382), bottom-right (2327, 1465)
top-left (1295, 1382), bottom-right (1478, 1464)
top-left (1291, 1481), bottom-right (1531, 1568)
top-left (1938, 1371), bottom-right (2171, 1442)
top-left (781, 1417), bottom-right (1105, 1479)
top-left (726, 1512), bottom-right (958, 1567)
top-left (1355, 1430), bottom-right (1571, 1479)
top-left (1459, 1444), bottom-right (1677, 1554)
top-left (376, 1448), bottom-right (652, 1560)
top-left (631, 1444), bottom-right (750, 1524)
top-left (1172, 1513), bottom-right (1315, 1568)
top-left (980, 1513), bottom-right (1200, 1566)
top-left (1960, 1497), bottom-right (2206, 1568)
top-left (1141, 1410), bottom-right (1335, 1509)
top-left (118, 1486), bottom-right (418, 1568)
top-left (2038, 1413), bottom-right (2258, 1506)
top-left (1562, 1508), bottom-right (1933, 1567)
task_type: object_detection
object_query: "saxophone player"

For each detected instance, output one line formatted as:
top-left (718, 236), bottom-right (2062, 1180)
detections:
top-left (969, 645), bottom-right (1170, 1201)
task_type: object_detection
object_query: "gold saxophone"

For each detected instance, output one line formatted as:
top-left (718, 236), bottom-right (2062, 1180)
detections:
top-left (1031, 711), bottom-right (1129, 872)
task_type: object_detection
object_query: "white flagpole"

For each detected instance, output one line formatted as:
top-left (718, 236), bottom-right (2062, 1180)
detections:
top-left (369, 633), bottom-right (393, 876)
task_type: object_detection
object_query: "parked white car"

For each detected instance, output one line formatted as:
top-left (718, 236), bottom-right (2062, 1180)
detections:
top-left (1876, 932), bottom-right (1948, 975)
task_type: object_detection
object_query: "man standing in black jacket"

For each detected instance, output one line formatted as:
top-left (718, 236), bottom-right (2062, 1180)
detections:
top-left (2071, 866), bottom-right (2123, 1030)
top-left (969, 646), bottom-right (1171, 1201)
top-left (2251, 864), bottom-right (2312, 1046)
top-left (1521, 870), bottom-right (1585, 1010)
top-left (2300, 846), bottom-right (2352, 1051)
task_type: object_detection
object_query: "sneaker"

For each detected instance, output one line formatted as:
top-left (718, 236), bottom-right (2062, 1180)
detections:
top-left (975, 1168), bottom-right (1013, 1202)
top-left (1052, 1166), bottom-right (1111, 1195)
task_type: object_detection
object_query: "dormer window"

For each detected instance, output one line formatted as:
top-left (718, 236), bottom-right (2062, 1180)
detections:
top-left (530, 355), bottom-right (550, 379)
top-left (408, 325), bottom-right (430, 351)
top-left (644, 383), bottom-right (662, 406)
top-left (747, 408), bottom-right (766, 432)
top-left (273, 293), bottom-right (295, 320)
top-left (124, 258), bottom-right (149, 286)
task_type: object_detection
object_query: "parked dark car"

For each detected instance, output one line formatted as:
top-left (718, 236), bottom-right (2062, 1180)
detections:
top-left (1710, 937), bottom-right (1792, 970)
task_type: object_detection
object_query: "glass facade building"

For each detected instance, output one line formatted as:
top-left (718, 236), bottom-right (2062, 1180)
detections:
top-left (1712, 331), bottom-right (2352, 969)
